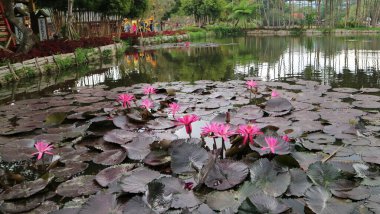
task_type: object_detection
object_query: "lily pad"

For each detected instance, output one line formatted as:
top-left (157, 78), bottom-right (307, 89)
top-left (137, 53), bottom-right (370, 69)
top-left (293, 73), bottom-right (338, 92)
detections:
top-left (144, 150), bottom-right (171, 166)
top-left (121, 136), bottom-right (155, 160)
top-left (95, 164), bottom-right (135, 187)
top-left (307, 162), bottom-right (341, 188)
top-left (0, 177), bottom-right (52, 200)
top-left (235, 105), bottom-right (264, 121)
top-left (205, 160), bottom-right (248, 190)
top-left (92, 149), bottom-right (126, 165)
top-left (245, 192), bottom-right (289, 214)
top-left (120, 167), bottom-right (161, 193)
top-left (264, 98), bottom-right (293, 116)
top-left (147, 118), bottom-right (176, 130)
top-left (304, 186), bottom-right (355, 214)
top-left (44, 112), bottom-right (67, 127)
top-left (170, 141), bottom-right (209, 174)
top-left (50, 162), bottom-right (89, 181)
top-left (122, 196), bottom-right (154, 214)
top-left (251, 135), bottom-right (290, 155)
top-left (78, 193), bottom-right (120, 214)
top-left (56, 175), bottom-right (101, 198)
top-left (352, 100), bottom-right (380, 109)
top-left (103, 129), bottom-right (138, 145)
top-left (331, 186), bottom-right (370, 200)
top-left (287, 168), bottom-right (312, 197)
top-left (249, 158), bottom-right (290, 197)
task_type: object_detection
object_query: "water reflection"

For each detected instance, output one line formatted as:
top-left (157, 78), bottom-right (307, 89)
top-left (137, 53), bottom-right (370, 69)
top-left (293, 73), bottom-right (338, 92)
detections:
top-left (75, 35), bottom-right (380, 89)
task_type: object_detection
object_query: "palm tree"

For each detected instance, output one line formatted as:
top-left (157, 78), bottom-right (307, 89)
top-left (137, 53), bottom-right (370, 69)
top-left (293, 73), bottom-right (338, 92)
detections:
top-left (226, 0), bottom-right (261, 28)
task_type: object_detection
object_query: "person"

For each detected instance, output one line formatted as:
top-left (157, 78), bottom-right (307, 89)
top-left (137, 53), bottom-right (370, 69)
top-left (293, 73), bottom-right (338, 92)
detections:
top-left (132, 22), bottom-right (137, 34)
top-left (124, 21), bottom-right (131, 33)
top-left (160, 20), bottom-right (164, 31)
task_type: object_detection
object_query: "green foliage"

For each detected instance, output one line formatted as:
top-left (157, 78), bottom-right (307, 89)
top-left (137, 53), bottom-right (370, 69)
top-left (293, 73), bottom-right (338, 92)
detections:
top-left (15, 67), bottom-right (37, 78)
top-left (226, 0), bottom-right (261, 28)
top-left (206, 25), bottom-right (244, 36)
top-left (55, 56), bottom-right (74, 70)
top-left (43, 64), bottom-right (56, 73)
top-left (116, 43), bottom-right (129, 58)
top-left (290, 28), bottom-right (305, 36)
top-left (0, 59), bottom-right (10, 67)
top-left (75, 48), bottom-right (92, 64)
top-left (102, 49), bottom-right (112, 59)
top-left (181, 0), bottom-right (225, 24)
top-left (4, 73), bottom-right (14, 82)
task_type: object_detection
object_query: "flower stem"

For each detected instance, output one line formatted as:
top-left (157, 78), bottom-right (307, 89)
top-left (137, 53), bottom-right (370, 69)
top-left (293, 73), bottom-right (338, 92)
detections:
top-left (213, 138), bottom-right (217, 151)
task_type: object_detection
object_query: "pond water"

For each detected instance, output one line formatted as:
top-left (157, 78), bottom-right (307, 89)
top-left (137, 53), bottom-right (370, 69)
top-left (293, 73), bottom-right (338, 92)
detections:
top-left (1, 35), bottom-right (380, 104)
top-left (0, 36), bottom-right (380, 213)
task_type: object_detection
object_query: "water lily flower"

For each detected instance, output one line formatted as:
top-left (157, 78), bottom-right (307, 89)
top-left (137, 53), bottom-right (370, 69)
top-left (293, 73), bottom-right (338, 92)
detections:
top-left (141, 99), bottom-right (153, 109)
top-left (201, 122), bottom-right (220, 137)
top-left (169, 102), bottom-right (181, 118)
top-left (143, 85), bottom-right (157, 95)
top-left (215, 124), bottom-right (235, 142)
top-left (177, 114), bottom-right (200, 136)
top-left (282, 135), bottom-right (290, 142)
top-left (32, 141), bottom-right (53, 160)
top-left (261, 137), bottom-right (279, 154)
top-left (271, 90), bottom-right (280, 98)
top-left (237, 124), bottom-right (263, 145)
top-left (246, 80), bottom-right (258, 89)
top-left (184, 182), bottom-right (194, 190)
top-left (117, 93), bottom-right (135, 108)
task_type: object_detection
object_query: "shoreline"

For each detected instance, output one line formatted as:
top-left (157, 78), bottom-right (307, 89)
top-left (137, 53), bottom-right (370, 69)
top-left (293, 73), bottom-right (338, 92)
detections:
top-left (246, 29), bottom-right (380, 36)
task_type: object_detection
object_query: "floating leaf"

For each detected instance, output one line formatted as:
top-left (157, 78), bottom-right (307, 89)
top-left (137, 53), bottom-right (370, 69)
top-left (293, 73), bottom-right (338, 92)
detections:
top-left (264, 98), bottom-right (293, 116)
top-left (251, 135), bottom-right (290, 155)
top-left (205, 160), bottom-right (248, 190)
top-left (352, 101), bottom-right (380, 109)
top-left (92, 149), bottom-right (127, 165)
top-left (246, 192), bottom-right (289, 214)
top-left (331, 186), bottom-right (370, 200)
top-left (287, 168), bottom-right (312, 197)
top-left (56, 175), bottom-right (101, 198)
top-left (249, 159), bottom-right (290, 197)
top-left (78, 193), bottom-right (120, 214)
top-left (147, 118), bottom-right (176, 130)
top-left (103, 129), bottom-right (138, 145)
top-left (95, 164), bottom-right (135, 187)
top-left (281, 198), bottom-right (305, 214)
top-left (44, 112), bottom-right (67, 127)
top-left (307, 162), bottom-right (341, 188)
top-left (292, 152), bottom-right (323, 170)
top-left (121, 136), bottom-right (155, 160)
top-left (123, 196), bottom-right (154, 214)
top-left (235, 105), bottom-right (264, 121)
top-left (170, 141), bottom-right (209, 174)
top-left (304, 186), bottom-right (355, 214)
top-left (0, 177), bottom-right (52, 200)
top-left (120, 167), bottom-right (161, 193)
top-left (50, 162), bottom-right (89, 181)
top-left (144, 150), bottom-right (171, 166)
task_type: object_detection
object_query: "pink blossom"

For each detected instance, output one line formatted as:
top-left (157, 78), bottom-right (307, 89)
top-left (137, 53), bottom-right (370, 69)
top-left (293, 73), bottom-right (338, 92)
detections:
top-left (143, 85), bottom-right (157, 95)
top-left (282, 135), bottom-right (290, 142)
top-left (271, 90), bottom-right (280, 98)
top-left (201, 122), bottom-right (220, 137)
top-left (246, 80), bottom-right (258, 89)
top-left (117, 93), bottom-right (135, 108)
top-left (141, 99), bottom-right (153, 109)
top-left (261, 137), bottom-right (279, 154)
top-left (237, 124), bottom-right (263, 145)
top-left (215, 124), bottom-right (235, 141)
top-left (169, 102), bottom-right (181, 118)
top-left (31, 141), bottom-right (54, 160)
top-left (177, 114), bottom-right (200, 135)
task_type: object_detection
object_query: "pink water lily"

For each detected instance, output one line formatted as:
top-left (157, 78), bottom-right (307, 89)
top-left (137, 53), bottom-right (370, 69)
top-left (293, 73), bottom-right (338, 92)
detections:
top-left (143, 85), bottom-right (157, 95)
top-left (237, 124), bottom-right (263, 145)
top-left (169, 102), bottom-right (181, 118)
top-left (201, 122), bottom-right (220, 137)
top-left (282, 135), bottom-right (290, 142)
top-left (117, 93), bottom-right (135, 108)
top-left (261, 137), bottom-right (279, 154)
top-left (32, 141), bottom-right (53, 160)
top-left (246, 80), bottom-right (258, 89)
top-left (177, 114), bottom-right (200, 136)
top-left (271, 90), bottom-right (280, 98)
top-left (215, 124), bottom-right (235, 141)
top-left (141, 99), bottom-right (153, 109)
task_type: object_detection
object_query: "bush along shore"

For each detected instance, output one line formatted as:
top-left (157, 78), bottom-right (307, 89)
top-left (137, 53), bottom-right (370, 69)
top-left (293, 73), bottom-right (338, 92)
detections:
top-left (0, 42), bottom-right (126, 85)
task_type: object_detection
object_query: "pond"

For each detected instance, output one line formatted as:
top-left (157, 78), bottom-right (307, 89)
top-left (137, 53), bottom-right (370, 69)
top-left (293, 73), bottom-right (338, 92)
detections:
top-left (0, 36), bottom-right (379, 213)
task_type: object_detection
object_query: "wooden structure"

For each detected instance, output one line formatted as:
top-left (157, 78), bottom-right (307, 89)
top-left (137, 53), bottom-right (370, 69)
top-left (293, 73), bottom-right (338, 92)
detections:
top-left (0, 1), bottom-right (16, 49)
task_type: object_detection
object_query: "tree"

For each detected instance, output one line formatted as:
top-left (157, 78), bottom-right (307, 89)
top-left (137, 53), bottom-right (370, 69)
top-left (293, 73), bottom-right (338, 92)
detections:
top-left (3, 0), bottom-right (38, 53)
top-left (181, 0), bottom-right (225, 26)
top-left (226, 0), bottom-right (261, 28)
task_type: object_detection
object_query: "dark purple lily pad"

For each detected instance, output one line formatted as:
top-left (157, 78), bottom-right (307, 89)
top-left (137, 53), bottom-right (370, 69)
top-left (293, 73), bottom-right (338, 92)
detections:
top-left (307, 133), bottom-right (336, 144)
top-left (264, 98), bottom-right (293, 116)
top-left (120, 167), bottom-right (161, 193)
top-left (0, 177), bottom-right (52, 200)
top-left (26, 201), bottom-right (59, 214)
top-left (291, 152), bottom-right (323, 170)
top-left (292, 120), bottom-right (323, 133)
top-left (250, 158), bottom-right (290, 197)
top-left (78, 193), bottom-right (120, 214)
top-left (95, 163), bottom-right (135, 187)
top-left (304, 186), bottom-right (355, 214)
top-left (59, 148), bottom-right (95, 163)
top-left (50, 162), bottom-right (89, 181)
top-left (287, 168), bottom-right (312, 197)
top-left (143, 150), bottom-right (171, 166)
top-left (122, 196), bottom-right (153, 214)
top-left (92, 149), bottom-right (127, 165)
top-left (147, 118), bottom-right (176, 130)
top-left (121, 136), bottom-right (155, 160)
top-left (352, 94), bottom-right (380, 102)
top-left (205, 160), bottom-right (248, 190)
top-left (332, 87), bottom-right (358, 93)
top-left (245, 192), bottom-right (290, 214)
top-left (169, 141), bottom-right (209, 174)
top-left (0, 192), bottom-right (55, 213)
top-left (307, 162), bottom-right (341, 187)
top-left (112, 116), bottom-right (142, 130)
top-left (286, 110), bottom-right (320, 121)
top-left (56, 175), bottom-right (101, 197)
top-left (235, 105), bottom-right (264, 121)
top-left (331, 186), bottom-right (370, 200)
top-left (103, 129), bottom-right (138, 145)
top-left (320, 101), bottom-right (351, 109)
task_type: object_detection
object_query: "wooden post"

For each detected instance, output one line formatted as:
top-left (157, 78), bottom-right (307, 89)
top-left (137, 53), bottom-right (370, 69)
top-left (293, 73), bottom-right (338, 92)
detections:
top-left (35, 57), bottom-right (42, 75)
top-left (8, 62), bottom-right (19, 80)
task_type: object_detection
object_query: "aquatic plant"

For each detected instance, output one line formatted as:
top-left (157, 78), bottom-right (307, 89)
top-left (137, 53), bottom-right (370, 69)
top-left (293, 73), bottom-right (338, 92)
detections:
top-left (169, 102), bottom-right (181, 118)
top-left (117, 93), bottom-right (135, 108)
top-left (236, 124), bottom-right (263, 145)
top-left (271, 90), bottom-right (280, 98)
top-left (176, 114), bottom-right (200, 138)
top-left (141, 99), bottom-right (153, 110)
top-left (31, 141), bottom-right (53, 160)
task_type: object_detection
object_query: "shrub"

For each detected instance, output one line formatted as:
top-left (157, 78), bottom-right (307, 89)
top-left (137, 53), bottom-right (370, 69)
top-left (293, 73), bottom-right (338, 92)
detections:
top-left (101, 49), bottom-right (112, 59)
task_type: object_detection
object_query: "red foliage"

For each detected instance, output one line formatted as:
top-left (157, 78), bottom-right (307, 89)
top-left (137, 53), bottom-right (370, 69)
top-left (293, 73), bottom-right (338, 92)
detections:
top-left (0, 37), bottom-right (113, 64)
